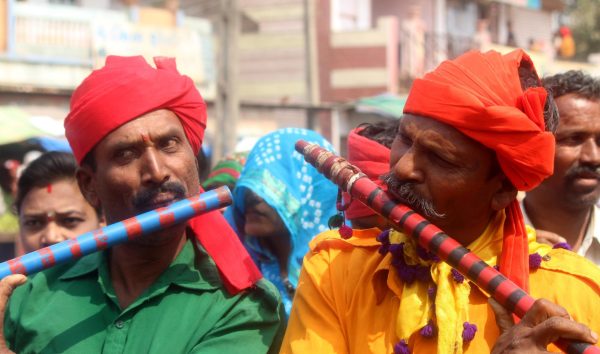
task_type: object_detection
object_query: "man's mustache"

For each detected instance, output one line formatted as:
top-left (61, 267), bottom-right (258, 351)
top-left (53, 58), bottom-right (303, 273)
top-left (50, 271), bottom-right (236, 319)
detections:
top-left (380, 172), bottom-right (445, 219)
top-left (566, 164), bottom-right (600, 181)
top-left (132, 182), bottom-right (187, 212)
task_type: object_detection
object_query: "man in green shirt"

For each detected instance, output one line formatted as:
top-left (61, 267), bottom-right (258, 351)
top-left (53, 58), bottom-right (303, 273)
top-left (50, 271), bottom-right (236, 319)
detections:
top-left (0, 56), bottom-right (285, 353)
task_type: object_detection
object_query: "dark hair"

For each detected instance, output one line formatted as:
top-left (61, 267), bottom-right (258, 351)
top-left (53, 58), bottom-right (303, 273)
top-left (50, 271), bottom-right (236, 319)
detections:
top-left (518, 61), bottom-right (559, 133)
top-left (542, 70), bottom-right (600, 102)
top-left (15, 151), bottom-right (87, 213)
top-left (356, 119), bottom-right (400, 148)
top-left (80, 148), bottom-right (96, 171)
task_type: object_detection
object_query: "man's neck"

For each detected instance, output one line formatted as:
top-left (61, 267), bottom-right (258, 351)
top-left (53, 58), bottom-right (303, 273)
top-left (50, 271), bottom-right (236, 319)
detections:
top-left (108, 228), bottom-right (188, 310)
top-left (523, 196), bottom-right (592, 251)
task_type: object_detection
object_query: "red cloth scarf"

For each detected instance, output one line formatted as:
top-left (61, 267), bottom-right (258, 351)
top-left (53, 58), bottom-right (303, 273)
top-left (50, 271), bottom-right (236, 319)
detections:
top-left (64, 56), bottom-right (262, 294)
top-left (343, 127), bottom-right (391, 219)
top-left (403, 49), bottom-right (555, 292)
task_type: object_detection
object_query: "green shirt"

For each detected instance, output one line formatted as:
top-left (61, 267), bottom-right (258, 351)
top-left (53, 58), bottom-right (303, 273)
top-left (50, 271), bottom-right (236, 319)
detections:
top-left (5, 239), bottom-right (285, 354)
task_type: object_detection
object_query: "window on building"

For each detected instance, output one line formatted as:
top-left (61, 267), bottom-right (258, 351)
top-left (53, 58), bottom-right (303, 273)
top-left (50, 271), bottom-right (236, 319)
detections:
top-left (331, 0), bottom-right (371, 31)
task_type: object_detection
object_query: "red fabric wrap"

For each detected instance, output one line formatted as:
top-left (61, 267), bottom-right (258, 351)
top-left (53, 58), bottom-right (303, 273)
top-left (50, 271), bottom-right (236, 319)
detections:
top-left (403, 50), bottom-right (556, 293)
top-left (64, 56), bottom-right (262, 294)
top-left (65, 56), bottom-right (206, 164)
top-left (343, 127), bottom-right (390, 219)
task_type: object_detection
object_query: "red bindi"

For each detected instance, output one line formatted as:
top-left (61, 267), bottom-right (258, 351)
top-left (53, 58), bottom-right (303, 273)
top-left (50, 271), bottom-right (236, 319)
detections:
top-left (46, 184), bottom-right (52, 194)
top-left (141, 134), bottom-right (152, 146)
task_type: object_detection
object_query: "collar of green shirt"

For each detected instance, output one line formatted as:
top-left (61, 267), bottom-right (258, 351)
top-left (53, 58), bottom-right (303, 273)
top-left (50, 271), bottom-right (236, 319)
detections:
top-left (58, 237), bottom-right (222, 293)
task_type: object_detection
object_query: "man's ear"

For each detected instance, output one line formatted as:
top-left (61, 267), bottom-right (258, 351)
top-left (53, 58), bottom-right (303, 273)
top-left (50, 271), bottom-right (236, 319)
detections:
top-left (76, 166), bottom-right (101, 209)
top-left (491, 176), bottom-right (518, 211)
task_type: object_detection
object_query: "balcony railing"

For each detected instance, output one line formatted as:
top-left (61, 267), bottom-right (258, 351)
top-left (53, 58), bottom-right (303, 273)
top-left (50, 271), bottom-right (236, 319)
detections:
top-left (399, 29), bottom-right (477, 83)
top-left (0, 1), bottom-right (216, 94)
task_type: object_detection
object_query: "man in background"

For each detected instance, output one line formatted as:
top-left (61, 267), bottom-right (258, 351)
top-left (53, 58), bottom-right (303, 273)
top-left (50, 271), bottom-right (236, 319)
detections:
top-left (523, 70), bottom-right (600, 266)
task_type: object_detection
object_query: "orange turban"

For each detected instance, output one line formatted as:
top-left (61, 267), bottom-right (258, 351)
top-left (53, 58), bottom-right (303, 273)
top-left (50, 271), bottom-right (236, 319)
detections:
top-left (343, 127), bottom-right (390, 219)
top-left (64, 56), bottom-right (261, 294)
top-left (65, 56), bottom-right (206, 164)
top-left (403, 49), bottom-right (555, 292)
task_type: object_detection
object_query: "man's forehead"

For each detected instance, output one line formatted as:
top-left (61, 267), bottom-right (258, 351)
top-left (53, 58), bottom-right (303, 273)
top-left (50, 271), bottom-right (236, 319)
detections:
top-left (401, 114), bottom-right (460, 137)
top-left (101, 109), bottom-right (185, 144)
top-left (400, 114), bottom-right (490, 155)
top-left (556, 95), bottom-right (600, 127)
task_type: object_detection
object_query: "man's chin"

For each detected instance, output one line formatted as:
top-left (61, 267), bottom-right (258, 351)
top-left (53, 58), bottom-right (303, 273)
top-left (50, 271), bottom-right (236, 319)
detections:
top-left (128, 223), bottom-right (186, 244)
top-left (566, 192), bottom-right (600, 210)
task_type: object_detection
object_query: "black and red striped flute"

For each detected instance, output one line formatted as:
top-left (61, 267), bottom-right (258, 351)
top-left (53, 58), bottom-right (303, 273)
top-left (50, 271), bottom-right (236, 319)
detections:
top-left (296, 140), bottom-right (598, 354)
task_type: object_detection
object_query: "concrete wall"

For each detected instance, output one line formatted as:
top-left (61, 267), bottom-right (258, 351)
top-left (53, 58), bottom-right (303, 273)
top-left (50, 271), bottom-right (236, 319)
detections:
top-left (510, 5), bottom-right (553, 57)
top-left (237, 0), bottom-right (308, 103)
top-left (328, 17), bottom-right (398, 101)
top-left (371, 0), bottom-right (435, 32)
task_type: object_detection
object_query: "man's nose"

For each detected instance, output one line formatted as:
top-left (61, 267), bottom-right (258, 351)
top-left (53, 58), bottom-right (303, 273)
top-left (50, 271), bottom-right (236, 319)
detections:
top-left (580, 138), bottom-right (600, 166)
top-left (40, 222), bottom-right (67, 246)
top-left (142, 149), bottom-right (170, 185)
top-left (392, 148), bottom-right (424, 182)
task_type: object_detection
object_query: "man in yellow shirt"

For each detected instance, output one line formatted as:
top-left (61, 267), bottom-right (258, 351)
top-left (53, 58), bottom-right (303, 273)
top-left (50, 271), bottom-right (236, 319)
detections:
top-left (282, 50), bottom-right (600, 353)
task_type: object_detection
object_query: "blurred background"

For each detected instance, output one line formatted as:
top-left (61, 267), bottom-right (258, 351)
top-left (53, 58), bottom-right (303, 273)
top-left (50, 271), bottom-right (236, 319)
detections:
top-left (0, 0), bottom-right (598, 257)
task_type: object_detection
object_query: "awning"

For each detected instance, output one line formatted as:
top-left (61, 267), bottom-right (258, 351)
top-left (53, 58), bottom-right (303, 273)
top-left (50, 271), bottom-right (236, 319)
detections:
top-left (493, 0), bottom-right (541, 9)
top-left (0, 106), bottom-right (65, 145)
top-left (353, 93), bottom-right (406, 119)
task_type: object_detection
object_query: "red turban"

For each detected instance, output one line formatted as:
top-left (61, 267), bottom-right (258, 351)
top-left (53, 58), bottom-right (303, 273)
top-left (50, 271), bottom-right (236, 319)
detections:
top-left (343, 127), bottom-right (391, 219)
top-left (403, 49), bottom-right (555, 293)
top-left (65, 56), bottom-right (206, 164)
top-left (64, 56), bottom-right (261, 294)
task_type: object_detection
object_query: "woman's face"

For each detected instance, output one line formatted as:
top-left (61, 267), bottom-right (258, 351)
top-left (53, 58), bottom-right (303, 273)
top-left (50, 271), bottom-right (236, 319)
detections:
top-left (19, 179), bottom-right (101, 252)
top-left (243, 190), bottom-right (288, 238)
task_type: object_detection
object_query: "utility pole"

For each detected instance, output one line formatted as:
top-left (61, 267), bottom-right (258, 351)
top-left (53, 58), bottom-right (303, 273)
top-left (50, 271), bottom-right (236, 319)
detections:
top-left (214, 0), bottom-right (239, 163)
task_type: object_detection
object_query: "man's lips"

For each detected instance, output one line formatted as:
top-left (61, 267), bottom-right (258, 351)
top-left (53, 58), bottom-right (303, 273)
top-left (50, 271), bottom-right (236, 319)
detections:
top-left (144, 194), bottom-right (177, 209)
top-left (569, 170), bottom-right (600, 190)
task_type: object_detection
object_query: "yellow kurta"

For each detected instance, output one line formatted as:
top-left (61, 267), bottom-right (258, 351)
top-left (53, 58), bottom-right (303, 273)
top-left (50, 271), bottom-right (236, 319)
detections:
top-left (281, 226), bottom-right (600, 353)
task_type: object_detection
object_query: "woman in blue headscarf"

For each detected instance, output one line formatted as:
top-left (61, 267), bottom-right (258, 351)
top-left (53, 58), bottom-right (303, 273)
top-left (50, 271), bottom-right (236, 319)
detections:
top-left (229, 128), bottom-right (338, 315)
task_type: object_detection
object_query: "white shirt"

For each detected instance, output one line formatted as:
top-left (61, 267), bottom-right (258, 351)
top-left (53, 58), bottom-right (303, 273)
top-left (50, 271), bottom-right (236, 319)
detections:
top-left (520, 200), bottom-right (600, 266)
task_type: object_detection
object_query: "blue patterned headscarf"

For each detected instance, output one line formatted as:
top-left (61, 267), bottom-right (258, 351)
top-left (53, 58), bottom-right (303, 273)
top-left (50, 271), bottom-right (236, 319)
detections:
top-left (231, 128), bottom-right (338, 315)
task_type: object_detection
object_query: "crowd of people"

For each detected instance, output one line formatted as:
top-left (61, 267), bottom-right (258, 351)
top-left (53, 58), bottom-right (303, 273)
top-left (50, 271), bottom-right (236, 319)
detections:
top-left (0, 48), bottom-right (598, 353)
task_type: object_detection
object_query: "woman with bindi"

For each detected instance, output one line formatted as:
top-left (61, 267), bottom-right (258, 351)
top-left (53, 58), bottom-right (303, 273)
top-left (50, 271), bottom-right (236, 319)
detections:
top-left (15, 151), bottom-right (102, 253)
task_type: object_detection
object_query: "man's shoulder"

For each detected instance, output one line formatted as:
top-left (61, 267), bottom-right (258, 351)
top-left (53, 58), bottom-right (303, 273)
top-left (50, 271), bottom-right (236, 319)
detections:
top-left (9, 253), bottom-right (100, 312)
top-left (298, 228), bottom-right (387, 289)
top-left (533, 248), bottom-right (600, 292)
top-left (193, 244), bottom-right (282, 311)
top-left (242, 278), bottom-right (283, 312)
top-left (308, 228), bottom-right (382, 253)
top-left (25, 252), bottom-right (99, 285)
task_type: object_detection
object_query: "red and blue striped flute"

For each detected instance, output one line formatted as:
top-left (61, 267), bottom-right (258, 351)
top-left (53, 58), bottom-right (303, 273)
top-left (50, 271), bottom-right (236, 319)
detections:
top-left (296, 140), bottom-right (599, 354)
top-left (0, 186), bottom-right (232, 280)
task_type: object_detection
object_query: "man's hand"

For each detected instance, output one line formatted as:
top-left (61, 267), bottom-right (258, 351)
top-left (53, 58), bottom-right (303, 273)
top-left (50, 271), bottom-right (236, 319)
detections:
top-left (0, 275), bottom-right (27, 354)
top-left (535, 229), bottom-right (567, 247)
top-left (490, 298), bottom-right (598, 353)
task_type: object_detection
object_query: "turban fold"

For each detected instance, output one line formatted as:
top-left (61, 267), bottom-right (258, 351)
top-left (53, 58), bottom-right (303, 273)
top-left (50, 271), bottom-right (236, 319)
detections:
top-left (403, 49), bottom-right (555, 293)
top-left (343, 127), bottom-right (391, 219)
top-left (64, 56), bottom-right (261, 294)
top-left (202, 152), bottom-right (248, 190)
top-left (65, 56), bottom-right (206, 164)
